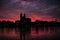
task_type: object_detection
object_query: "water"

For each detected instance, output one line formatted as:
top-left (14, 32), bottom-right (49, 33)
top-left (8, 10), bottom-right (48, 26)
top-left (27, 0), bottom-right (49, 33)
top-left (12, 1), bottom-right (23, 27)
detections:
top-left (0, 27), bottom-right (60, 40)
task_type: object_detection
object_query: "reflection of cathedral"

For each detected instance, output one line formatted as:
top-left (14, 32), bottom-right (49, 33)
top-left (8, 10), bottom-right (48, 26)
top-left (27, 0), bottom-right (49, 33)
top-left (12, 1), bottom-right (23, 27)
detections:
top-left (20, 13), bottom-right (31, 24)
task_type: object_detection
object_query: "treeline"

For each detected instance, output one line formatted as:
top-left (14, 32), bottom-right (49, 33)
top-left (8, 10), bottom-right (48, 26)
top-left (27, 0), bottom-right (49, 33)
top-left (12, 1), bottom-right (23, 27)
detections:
top-left (0, 20), bottom-right (60, 30)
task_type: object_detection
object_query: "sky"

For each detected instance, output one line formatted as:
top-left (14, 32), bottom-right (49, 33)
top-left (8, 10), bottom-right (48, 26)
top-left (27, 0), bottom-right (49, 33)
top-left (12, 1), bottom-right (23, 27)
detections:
top-left (0, 0), bottom-right (60, 22)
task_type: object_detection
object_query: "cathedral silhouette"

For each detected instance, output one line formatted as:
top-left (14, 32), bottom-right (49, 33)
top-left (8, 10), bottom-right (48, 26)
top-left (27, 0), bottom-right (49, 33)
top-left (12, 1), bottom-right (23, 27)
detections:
top-left (19, 13), bottom-right (31, 40)
top-left (20, 13), bottom-right (31, 24)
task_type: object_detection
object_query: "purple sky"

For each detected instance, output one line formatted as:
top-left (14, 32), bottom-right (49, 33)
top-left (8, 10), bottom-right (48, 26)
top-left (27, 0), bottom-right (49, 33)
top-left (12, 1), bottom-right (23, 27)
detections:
top-left (0, 0), bottom-right (60, 22)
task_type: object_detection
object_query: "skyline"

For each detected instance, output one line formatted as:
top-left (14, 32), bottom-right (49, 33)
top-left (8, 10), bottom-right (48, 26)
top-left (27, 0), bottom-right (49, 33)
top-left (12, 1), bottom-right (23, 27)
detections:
top-left (0, 0), bottom-right (60, 22)
top-left (0, 13), bottom-right (59, 22)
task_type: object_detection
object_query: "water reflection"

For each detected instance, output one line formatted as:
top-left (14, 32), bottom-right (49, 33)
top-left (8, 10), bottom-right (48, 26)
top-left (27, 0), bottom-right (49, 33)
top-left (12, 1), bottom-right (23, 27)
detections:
top-left (0, 28), bottom-right (60, 39)
top-left (0, 27), bottom-right (60, 40)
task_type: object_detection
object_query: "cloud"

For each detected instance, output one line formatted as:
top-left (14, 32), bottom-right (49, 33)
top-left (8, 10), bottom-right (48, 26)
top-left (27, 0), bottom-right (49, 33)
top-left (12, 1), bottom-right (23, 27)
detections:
top-left (0, 0), bottom-right (60, 21)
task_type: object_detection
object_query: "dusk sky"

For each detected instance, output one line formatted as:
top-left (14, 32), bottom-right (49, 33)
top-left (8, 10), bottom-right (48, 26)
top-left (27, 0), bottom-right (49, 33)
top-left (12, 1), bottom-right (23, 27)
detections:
top-left (0, 0), bottom-right (60, 22)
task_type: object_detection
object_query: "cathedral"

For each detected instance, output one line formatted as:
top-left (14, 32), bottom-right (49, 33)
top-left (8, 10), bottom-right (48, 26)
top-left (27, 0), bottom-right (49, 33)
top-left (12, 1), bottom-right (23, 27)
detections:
top-left (20, 13), bottom-right (31, 24)
top-left (19, 13), bottom-right (31, 40)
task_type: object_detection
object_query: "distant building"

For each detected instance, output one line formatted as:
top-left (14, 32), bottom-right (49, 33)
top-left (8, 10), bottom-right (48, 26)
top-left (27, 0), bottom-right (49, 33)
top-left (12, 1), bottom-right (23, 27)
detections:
top-left (19, 13), bottom-right (31, 40)
top-left (20, 13), bottom-right (31, 24)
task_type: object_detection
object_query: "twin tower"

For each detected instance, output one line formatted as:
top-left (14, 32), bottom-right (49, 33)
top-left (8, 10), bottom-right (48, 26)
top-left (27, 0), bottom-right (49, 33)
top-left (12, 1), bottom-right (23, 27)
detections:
top-left (20, 13), bottom-right (31, 23)
top-left (20, 13), bottom-right (26, 20)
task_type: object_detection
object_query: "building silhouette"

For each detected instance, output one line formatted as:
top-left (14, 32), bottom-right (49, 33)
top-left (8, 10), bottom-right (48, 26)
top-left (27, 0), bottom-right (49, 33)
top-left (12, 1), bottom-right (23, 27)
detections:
top-left (19, 13), bottom-right (31, 40)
